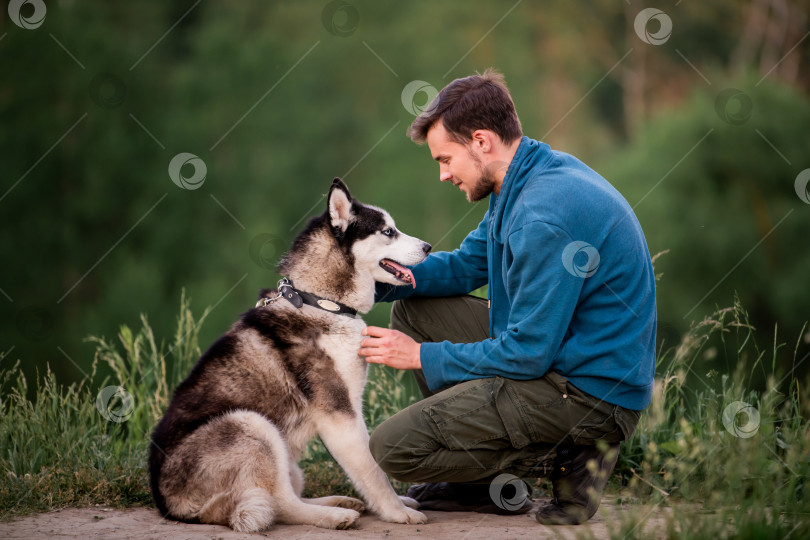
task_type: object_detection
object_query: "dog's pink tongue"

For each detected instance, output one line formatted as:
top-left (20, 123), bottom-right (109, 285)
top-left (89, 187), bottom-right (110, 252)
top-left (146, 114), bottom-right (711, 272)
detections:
top-left (385, 260), bottom-right (417, 289)
top-left (404, 267), bottom-right (416, 288)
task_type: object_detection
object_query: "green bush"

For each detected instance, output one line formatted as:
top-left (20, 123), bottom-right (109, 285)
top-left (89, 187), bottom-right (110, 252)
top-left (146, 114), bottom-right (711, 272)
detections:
top-left (599, 76), bottom-right (810, 374)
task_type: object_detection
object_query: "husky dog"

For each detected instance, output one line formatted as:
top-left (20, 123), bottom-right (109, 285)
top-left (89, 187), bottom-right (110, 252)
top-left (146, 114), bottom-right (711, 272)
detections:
top-left (149, 179), bottom-right (430, 532)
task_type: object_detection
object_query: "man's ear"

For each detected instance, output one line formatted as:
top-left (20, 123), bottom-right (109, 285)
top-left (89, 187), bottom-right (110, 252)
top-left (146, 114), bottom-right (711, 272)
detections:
top-left (471, 129), bottom-right (493, 153)
top-left (327, 178), bottom-right (354, 235)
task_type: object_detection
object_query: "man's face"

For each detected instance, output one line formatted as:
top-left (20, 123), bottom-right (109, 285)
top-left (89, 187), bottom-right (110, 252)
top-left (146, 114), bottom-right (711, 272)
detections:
top-left (426, 122), bottom-right (494, 202)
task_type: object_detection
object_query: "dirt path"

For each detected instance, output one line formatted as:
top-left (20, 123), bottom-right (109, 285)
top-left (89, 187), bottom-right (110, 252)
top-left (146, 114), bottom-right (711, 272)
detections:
top-left (0, 499), bottom-right (675, 539)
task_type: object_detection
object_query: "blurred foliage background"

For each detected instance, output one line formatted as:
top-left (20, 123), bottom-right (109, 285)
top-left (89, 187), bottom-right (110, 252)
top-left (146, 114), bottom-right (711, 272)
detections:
top-left (1, 0), bottom-right (809, 391)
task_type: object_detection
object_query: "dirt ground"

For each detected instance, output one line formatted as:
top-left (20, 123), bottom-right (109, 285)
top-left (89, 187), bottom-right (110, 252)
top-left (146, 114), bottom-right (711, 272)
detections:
top-left (0, 499), bottom-right (675, 540)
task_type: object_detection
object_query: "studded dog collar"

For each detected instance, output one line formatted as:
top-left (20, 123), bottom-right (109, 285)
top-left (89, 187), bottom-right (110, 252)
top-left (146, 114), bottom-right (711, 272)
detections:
top-left (256, 278), bottom-right (358, 318)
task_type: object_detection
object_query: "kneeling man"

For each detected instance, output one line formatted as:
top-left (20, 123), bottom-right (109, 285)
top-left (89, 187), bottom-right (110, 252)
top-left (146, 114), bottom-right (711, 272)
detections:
top-left (359, 69), bottom-right (656, 525)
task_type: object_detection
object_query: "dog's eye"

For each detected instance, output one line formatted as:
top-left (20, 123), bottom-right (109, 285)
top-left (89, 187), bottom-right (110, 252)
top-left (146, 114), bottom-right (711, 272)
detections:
top-left (382, 228), bottom-right (393, 237)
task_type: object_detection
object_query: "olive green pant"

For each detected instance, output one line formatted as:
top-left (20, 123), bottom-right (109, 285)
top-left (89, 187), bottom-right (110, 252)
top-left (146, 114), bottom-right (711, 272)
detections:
top-left (368, 295), bottom-right (641, 484)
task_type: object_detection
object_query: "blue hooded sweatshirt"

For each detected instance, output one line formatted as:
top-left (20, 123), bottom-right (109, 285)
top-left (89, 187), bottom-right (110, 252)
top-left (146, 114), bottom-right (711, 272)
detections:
top-left (376, 137), bottom-right (657, 411)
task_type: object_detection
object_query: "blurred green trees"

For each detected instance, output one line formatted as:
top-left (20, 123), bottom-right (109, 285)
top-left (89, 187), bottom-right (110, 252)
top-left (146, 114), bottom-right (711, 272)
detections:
top-left (603, 78), bottom-right (810, 356)
top-left (1, 1), bottom-right (808, 387)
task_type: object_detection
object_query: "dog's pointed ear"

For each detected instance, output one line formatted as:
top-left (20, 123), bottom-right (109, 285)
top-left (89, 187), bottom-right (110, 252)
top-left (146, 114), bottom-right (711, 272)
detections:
top-left (328, 178), bottom-right (354, 235)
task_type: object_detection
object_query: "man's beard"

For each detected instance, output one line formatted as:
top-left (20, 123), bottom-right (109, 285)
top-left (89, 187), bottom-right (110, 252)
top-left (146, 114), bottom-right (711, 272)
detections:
top-left (467, 174), bottom-right (495, 202)
top-left (466, 148), bottom-right (496, 202)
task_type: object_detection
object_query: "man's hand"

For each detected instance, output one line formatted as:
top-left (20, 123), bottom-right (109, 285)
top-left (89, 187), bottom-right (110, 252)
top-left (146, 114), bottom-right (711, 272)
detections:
top-left (359, 326), bottom-right (421, 370)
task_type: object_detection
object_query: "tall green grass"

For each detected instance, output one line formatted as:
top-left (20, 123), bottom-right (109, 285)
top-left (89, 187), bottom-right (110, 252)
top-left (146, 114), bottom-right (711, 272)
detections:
top-left (1, 293), bottom-right (808, 538)
top-left (603, 299), bottom-right (810, 539)
top-left (0, 291), bottom-right (209, 517)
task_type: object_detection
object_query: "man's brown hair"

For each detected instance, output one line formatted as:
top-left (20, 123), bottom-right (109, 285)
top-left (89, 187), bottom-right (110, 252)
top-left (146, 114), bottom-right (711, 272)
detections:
top-left (407, 68), bottom-right (522, 145)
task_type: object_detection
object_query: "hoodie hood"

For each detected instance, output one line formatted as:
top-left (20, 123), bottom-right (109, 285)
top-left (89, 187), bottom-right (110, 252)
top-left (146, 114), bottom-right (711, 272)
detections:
top-left (489, 136), bottom-right (554, 242)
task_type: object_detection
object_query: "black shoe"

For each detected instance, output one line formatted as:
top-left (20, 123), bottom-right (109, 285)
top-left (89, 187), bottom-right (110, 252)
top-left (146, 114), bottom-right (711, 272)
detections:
top-left (535, 443), bottom-right (620, 525)
top-left (406, 481), bottom-right (535, 515)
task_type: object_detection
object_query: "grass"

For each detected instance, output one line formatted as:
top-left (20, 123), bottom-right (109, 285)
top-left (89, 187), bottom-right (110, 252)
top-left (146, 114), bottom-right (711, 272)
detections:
top-left (601, 298), bottom-right (810, 539)
top-left (0, 291), bottom-right (210, 517)
top-left (1, 292), bottom-right (809, 538)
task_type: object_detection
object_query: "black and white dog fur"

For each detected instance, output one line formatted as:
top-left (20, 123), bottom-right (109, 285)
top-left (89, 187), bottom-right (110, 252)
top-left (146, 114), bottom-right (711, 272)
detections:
top-left (149, 179), bottom-right (430, 531)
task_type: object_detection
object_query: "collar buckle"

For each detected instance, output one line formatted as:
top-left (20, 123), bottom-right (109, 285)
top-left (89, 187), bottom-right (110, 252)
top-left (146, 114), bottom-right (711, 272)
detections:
top-left (254, 277), bottom-right (357, 317)
top-left (255, 277), bottom-right (291, 308)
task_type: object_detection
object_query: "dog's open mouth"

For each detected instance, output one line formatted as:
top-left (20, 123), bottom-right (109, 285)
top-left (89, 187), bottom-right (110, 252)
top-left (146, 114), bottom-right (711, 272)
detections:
top-left (380, 259), bottom-right (416, 288)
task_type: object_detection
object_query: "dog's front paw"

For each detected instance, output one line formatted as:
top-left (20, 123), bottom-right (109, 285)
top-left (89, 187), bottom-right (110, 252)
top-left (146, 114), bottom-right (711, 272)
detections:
top-left (399, 495), bottom-right (419, 510)
top-left (321, 508), bottom-right (361, 530)
top-left (379, 505), bottom-right (427, 524)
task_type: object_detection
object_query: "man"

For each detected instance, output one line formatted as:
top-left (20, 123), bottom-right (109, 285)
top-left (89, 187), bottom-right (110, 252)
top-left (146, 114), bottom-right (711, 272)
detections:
top-left (359, 69), bottom-right (656, 525)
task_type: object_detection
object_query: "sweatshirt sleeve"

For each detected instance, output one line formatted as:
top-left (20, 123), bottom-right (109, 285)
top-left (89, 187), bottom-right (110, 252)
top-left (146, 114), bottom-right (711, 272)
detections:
top-left (420, 221), bottom-right (583, 389)
top-left (375, 210), bottom-right (489, 302)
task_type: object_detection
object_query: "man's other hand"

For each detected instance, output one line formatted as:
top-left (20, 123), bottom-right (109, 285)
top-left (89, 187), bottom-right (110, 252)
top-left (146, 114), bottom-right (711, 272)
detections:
top-left (359, 326), bottom-right (421, 370)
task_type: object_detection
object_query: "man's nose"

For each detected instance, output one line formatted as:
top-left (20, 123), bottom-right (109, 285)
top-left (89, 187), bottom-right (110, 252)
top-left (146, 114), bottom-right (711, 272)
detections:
top-left (440, 171), bottom-right (453, 182)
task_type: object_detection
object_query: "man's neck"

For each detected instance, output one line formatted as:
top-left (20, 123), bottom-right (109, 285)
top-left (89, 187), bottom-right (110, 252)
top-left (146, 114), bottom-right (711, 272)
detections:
top-left (491, 137), bottom-right (522, 195)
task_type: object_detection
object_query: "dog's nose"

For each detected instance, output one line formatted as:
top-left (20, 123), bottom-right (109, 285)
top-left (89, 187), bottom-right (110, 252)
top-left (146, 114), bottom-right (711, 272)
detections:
top-left (422, 243), bottom-right (432, 254)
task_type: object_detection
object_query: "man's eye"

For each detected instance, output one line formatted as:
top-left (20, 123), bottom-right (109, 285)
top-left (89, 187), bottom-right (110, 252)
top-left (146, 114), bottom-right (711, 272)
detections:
top-left (382, 228), bottom-right (393, 236)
